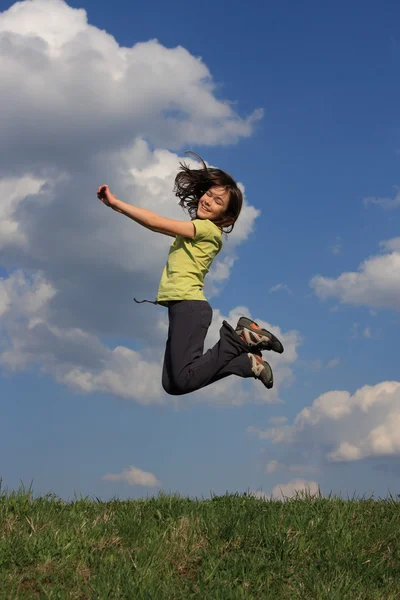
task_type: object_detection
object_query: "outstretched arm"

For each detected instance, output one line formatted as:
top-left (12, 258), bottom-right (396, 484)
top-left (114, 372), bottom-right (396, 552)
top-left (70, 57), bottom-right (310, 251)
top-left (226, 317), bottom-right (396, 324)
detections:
top-left (111, 202), bottom-right (176, 238)
top-left (97, 185), bottom-right (195, 239)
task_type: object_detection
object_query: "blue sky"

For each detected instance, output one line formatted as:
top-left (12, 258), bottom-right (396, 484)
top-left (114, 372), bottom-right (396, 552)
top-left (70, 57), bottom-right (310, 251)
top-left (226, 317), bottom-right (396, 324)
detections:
top-left (1, 0), bottom-right (400, 501)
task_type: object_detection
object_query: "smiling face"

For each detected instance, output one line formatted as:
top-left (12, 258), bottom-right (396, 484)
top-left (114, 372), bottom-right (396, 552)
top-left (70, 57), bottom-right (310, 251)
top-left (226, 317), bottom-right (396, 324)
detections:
top-left (197, 186), bottom-right (231, 224)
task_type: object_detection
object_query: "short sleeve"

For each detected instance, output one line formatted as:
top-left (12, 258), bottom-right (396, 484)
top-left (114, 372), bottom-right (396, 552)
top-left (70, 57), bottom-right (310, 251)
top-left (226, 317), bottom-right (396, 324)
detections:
top-left (192, 219), bottom-right (221, 244)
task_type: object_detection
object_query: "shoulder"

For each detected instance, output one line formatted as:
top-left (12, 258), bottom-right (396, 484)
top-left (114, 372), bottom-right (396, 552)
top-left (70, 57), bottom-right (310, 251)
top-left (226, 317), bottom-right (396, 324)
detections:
top-left (191, 219), bottom-right (223, 244)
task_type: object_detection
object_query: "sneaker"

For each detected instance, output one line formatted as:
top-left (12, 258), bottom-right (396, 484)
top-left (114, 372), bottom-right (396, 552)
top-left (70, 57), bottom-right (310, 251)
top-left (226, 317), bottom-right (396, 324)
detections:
top-left (248, 353), bottom-right (274, 389)
top-left (235, 317), bottom-right (284, 353)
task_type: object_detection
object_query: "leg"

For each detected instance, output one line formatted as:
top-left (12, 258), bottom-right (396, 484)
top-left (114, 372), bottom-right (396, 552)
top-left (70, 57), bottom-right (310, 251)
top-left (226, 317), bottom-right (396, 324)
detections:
top-left (162, 300), bottom-right (250, 396)
top-left (161, 322), bottom-right (178, 395)
top-left (193, 349), bottom-right (274, 389)
top-left (203, 353), bottom-right (254, 385)
top-left (162, 341), bottom-right (253, 395)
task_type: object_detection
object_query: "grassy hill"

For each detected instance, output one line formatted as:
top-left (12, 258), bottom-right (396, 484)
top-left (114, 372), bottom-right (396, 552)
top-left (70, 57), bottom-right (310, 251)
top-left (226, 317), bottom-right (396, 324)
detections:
top-left (1, 487), bottom-right (400, 599)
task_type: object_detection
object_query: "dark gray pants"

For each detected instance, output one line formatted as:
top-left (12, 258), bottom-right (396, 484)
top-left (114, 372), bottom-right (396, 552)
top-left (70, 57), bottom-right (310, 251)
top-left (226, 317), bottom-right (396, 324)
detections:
top-left (162, 300), bottom-right (254, 396)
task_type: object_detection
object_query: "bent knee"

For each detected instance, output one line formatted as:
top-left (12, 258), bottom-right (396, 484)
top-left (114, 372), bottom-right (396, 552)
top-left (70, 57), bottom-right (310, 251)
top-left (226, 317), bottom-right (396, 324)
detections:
top-left (162, 377), bottom-right (184, 396)
top-left (161, 377), bottom-right (190, 396)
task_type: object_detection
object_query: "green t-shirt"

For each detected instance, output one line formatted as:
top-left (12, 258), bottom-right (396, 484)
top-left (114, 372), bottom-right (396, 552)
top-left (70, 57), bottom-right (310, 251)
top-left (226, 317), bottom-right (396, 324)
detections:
top-left (156, 218), bottom-right (223, 306)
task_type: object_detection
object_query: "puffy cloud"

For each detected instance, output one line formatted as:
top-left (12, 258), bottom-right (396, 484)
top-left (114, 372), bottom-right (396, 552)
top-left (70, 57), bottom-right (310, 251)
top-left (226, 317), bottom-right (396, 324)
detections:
top-left (0, 272), bottom-right (299, 405)
top-left (0, 270), bottom-right (169, 404)
top-left (382, 237), bottom-right (400, 253)
top-left (0, 1), bottom-right (300, 407)
top-left (0, 0), bottom-right (262, 175)
top-left (0, 175), bottom-right (46, 249)
top-left (0, 269), bottom-right (54, 322)
top-left (271, 479), bottom-right (320, 499)
top-left (103, 466), bottom-right (161, 487)
top-left (202, 305), bottom-right (301, 404)
top-left (112, 146), bottom-right (260, 299)
top-left (311, 238), bottom-right (400, 311)
top-left (363, 187), bottom-right (400, 210)
top-left (250, 381), bottom-right (400, 464)
top-left (0, 0), bottom-right (263, 341)
top-left (250, 479), bottom-right (320, 501)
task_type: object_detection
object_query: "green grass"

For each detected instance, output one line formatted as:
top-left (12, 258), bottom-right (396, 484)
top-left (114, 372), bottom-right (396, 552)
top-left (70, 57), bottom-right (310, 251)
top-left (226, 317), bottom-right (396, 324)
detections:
top-left (1, 487), bottom-right (400, 599)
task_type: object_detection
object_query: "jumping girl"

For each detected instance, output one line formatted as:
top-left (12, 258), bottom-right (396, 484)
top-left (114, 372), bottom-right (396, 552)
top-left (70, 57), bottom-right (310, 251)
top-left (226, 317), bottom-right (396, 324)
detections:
top-left (97, 153), bottom-right (284, 396)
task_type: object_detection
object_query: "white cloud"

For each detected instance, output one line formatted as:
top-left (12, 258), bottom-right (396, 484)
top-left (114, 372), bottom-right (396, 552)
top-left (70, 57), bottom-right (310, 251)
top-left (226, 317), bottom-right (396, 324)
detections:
top-left (0, 175), bottom-right (46, 249)
top-left (0, 272), bottom-right (299, 405)
top-left (116, 147), bottom-right (260, 299)
top-left (0, 270), bottom-right (166, 403)
top-left (202, 305), bottom-right (301, 403)
top-left (103, 466), bottom-right (161, 487)
top-left (271, 479), bottom-right (320, 499)
top-left (62, 347), bottom-right (164, 404)
top-left (311, 237), bottom-right (400, 311)
top-left (363, 187), bottom-right (400, 210)
top-left (381, 237), bottom-right (400, 252)
top-left (250, 479), bottom-right (321, 501)
top-left (0, 270), bottom-right (55, 324)
top-left (269, 283), bottom-right (292, 295)
top-left (0, 0), bottom-right (262, 173)
top-left (0, 1), bottom-right (301, 407)
top-left (0, 0), bottom-right (262, 351)
top-left (251, 381), bottom-right (400, 464)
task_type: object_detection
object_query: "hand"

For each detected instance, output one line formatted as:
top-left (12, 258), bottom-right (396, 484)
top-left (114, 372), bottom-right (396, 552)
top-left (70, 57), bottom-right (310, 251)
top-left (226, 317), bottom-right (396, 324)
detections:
top-left (97, 184), bottom-right (117, 207)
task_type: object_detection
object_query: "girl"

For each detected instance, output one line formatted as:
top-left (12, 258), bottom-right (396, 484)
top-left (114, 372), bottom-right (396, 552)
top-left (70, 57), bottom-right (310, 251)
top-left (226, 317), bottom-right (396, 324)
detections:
top-left (97, 153), bottom-right (284, 396)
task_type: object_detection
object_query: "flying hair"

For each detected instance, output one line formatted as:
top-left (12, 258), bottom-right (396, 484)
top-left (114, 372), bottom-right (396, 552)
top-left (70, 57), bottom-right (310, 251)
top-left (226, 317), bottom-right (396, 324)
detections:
top-left (173, 151), bottom-right (243, 234)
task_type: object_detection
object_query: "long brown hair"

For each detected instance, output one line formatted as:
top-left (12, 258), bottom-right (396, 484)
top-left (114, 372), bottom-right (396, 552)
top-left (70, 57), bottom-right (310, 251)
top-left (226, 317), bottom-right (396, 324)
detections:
top-left (174, 152), bottom-right (243, 234)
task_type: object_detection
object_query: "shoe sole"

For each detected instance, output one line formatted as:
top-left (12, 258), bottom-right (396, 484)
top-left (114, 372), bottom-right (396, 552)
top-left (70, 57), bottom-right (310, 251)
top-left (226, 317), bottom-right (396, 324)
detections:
top-left (238, 317), bottom-right (284, 354)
